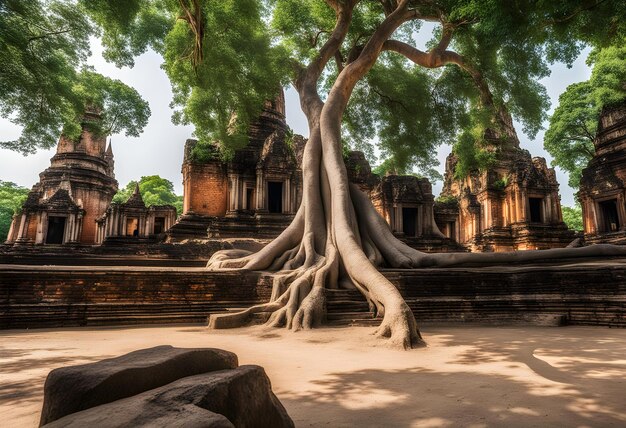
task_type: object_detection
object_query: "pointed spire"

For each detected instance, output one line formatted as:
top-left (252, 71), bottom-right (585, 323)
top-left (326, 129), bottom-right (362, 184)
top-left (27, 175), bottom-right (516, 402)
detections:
top-left (104, 138), bottom-right (115, 178)
top-left (47, 172), bottom-right (77, 206)
top-left (124, 181), bottom-right (146, 208)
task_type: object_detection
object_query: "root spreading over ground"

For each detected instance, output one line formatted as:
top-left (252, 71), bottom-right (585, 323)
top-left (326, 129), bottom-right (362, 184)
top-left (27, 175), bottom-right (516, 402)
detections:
top-left (205, 1), bottom-right (626, 350)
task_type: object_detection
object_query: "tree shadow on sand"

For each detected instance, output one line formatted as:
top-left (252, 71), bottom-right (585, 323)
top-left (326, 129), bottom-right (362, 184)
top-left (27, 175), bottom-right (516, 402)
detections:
top-left (278, 327), bottom-right (626, 427)
top-left (0, 345), bottom-right (111, 409)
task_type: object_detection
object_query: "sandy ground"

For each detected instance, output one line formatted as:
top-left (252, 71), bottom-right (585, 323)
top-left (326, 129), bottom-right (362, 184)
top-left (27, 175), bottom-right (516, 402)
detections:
top-left (1, 324), bottom-right (625, 427)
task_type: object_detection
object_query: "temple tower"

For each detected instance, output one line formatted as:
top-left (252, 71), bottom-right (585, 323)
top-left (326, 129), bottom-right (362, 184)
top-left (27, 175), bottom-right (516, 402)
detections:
top-left (579, 101), bottom-right (626, 244)
top-left (5, 110), bottom-right (118, 245)
top-left (169, 90), bottom-right (304, 240)
top-left (440, 137), bottom-right (575, 251)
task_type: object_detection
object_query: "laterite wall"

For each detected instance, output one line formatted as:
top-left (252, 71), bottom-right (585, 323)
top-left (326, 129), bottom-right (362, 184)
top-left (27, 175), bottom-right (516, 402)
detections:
top-left (1, 261), bottom-right (625, 329)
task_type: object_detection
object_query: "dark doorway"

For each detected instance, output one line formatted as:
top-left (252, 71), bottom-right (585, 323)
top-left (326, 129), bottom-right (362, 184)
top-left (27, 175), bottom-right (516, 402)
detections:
top-left (529, 198), bottom-right (543, 223)
top-left (447, 221), bottom-right (456, 240)
top-left (126, 217), bottom-right (139, 237)
top-left (46, 216), bottom-right (66, 244)
top-left (402, 207), bottom-right (417, 237)
top-left (600, 199), bottom-right (620, 232)
top-left (246, 188), bottom-right (254, 210)
top-left (153, 217), bottom-right (165, 234)
top-left (267, 181), bottom-right (283, 213)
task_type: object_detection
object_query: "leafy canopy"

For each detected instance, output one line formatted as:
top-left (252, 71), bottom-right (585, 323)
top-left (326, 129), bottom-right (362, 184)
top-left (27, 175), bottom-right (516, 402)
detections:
top-left (113, 175), bottom-right (182, 215)
top-left (269, 0), bottom-right (625, 178)
top-left (85, 0), bottom-right (289, 157)
top-left (0, 181), bottom-right (29, 241)
top-left (0, 0), bottom-right (150, 154)
top-left (545, 42), bottom-right (626, 188)
top-left (6, 0), bottom-right (626, 183)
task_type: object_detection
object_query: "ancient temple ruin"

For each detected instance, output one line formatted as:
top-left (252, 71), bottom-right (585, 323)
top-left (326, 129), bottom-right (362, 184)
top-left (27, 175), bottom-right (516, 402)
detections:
top-left (5, 110), bottom-right (118, 245)
top-left (168, 92), bottom-right (304, 241)
top-left (579, 101), bottom-right (626, 244)
top-left (345, 152), bottom-right (464, 252)
top-left (440, 140), bottom-right (575, 252)
top-left (95, 184), bottom-right (177, 244)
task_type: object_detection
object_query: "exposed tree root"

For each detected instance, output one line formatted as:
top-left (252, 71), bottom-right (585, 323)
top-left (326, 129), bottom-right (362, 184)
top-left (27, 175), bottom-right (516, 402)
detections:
top-left (207, 120), bottom-right (425, 349)
top-left (205, 0), bottom-right (626, 350)
top-left (207, 180), bottom-right (626, 350)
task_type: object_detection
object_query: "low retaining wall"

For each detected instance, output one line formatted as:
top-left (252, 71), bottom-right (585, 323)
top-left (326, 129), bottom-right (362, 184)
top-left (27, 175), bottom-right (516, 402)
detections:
top-left (0, 266), bottom-right (272, 328)
top-left (391, 260), bottom-right (626, 326)
top-left (1, 260), bottom-right (625, 329)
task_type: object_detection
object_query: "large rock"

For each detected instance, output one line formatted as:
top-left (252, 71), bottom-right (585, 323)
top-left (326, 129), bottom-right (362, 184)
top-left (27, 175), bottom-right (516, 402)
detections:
top-left (42, 365), bottom-right (294, 428)
top-left (40, 345), bottom-right (238, 426)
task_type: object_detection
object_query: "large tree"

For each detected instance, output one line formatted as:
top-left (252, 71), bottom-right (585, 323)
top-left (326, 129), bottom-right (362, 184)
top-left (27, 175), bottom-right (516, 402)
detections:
top-left (545, 42), bottom-right (626, 188)
top-left (92, 0), bottom-right (626, 349)
top-left (194, 0), bottom-right (626, 348)
top-left (6, 0), bottom-right (626, 348)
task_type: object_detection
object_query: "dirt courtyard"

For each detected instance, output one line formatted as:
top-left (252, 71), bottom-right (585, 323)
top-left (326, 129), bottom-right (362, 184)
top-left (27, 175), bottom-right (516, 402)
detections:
top-left (1, 324), bottom-right (625, 427)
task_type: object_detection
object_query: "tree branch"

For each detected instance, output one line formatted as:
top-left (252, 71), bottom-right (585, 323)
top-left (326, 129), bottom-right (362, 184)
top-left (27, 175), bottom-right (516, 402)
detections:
top-left (382, 39), bottom-right (495, 109)
top-left (295, 0), bottom-right (359, 105)
top-left (177, 0), bottom-right (204, 69)
top-left (334, 51), bottom-right (345, 73)
top-left (372, 88), bottom-right (410, 113)
top-left (310, 30), bottom-right (329, 48)
top-left (382, 34), bottom-right (520, 140)
top-left (27, 29), bottom-right (71, 43)
top-left (548, 0), bottom-right (609, 25)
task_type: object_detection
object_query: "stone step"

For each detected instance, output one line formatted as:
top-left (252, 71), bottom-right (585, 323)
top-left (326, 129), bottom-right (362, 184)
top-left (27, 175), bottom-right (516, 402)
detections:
top-left (326, 311), bottom-right (376, 320)
top-left (326, 318), bottom-right (381, 327)
top-left (327, 305), bottom-right (370, 313)
top-left (416, 313), bottom-right (569, 327)
top-left (325, 289), bottom-right (362, 296)
top-left (326, 300), bottom-right (369, 308)
top-left (326, 298), bottom-right (368, 304)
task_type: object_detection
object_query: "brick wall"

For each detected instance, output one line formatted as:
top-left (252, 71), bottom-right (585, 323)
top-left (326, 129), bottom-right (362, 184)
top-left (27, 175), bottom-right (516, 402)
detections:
top-left (183, 164), bottom-right (228, 216)
top-left (1, 262), bottom-right (625, 329)
top-left (25, 214), bottom-right (37, 241)
top-left (75, 187), bottom-right (114, 244)
top-left (0, 267), bottom-right (272, 328)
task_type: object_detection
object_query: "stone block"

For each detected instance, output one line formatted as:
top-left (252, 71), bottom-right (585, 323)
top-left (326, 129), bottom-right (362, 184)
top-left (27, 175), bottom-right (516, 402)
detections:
top-left (42, 365), bottom-right (294, 428)
top-left (40, 345), bottom-right (238, 425)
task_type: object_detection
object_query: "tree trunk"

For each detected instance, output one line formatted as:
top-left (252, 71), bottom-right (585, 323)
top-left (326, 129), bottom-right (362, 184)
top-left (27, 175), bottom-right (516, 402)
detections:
top-left (205, 1), bottom-right (626, 350)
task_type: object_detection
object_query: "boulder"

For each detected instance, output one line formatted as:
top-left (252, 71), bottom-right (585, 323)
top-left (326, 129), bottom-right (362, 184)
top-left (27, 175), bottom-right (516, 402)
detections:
top-left (42, 365), bottom-right (294, 428)
top-left (40, 345), bottom-right (238, 426)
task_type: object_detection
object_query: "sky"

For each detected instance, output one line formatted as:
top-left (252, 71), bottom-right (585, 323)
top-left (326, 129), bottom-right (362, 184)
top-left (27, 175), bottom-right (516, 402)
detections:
top-left (0, 31), bottom-right (591, 207)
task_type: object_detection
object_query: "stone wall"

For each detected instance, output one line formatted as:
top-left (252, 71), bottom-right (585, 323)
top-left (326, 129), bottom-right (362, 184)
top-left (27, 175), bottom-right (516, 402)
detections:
top-left (2, 261), bottom-right (625, 329)
top-left (182, 159), bottom-right (228, 217)
top-left (0, 267), bottom-right (272, 328)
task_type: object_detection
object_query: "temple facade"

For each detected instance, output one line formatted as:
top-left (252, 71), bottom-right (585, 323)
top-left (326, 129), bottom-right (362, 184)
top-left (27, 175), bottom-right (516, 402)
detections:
top-left (440, 144), bottom-right (575, 252)
top-left (95, 184), bottom-right (177, 244)
top-left (5, 111), bottom-right (118, 245)
top-left (345, 151), bottom-right (465, 252)
top-left (579, 101), bottom-right (626, 244)
top-left (168, 92), bottom-right (305, 241)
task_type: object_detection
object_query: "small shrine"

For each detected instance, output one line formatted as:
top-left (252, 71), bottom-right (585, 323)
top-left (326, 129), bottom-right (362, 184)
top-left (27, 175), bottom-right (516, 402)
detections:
top-left (5, 110), bottom-right (117, 245)
top-left (579, 101), bottom-right (626, 244)
top-left (95, 184), bottom-right (177, 244)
